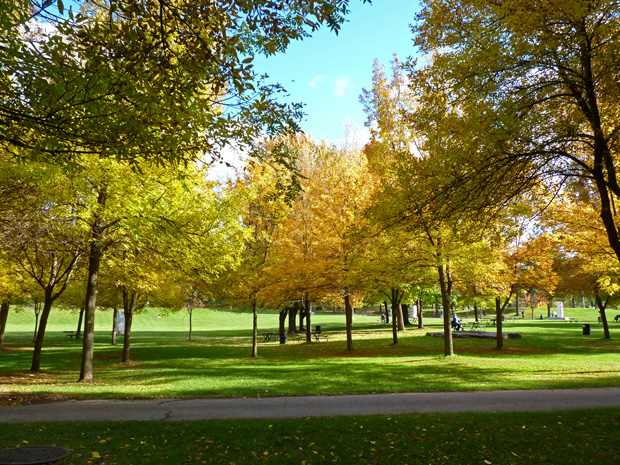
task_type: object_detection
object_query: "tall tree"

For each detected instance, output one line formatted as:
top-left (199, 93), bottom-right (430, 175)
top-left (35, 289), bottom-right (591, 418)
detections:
top-left (260, 135), bottom-right (376, 349)
top-left (409, 0), bottom-right (620, 267)
top-left (545, 187), bottom-right (619, 338)
top-left (0, 165), bottom-right (82, 371)
top-left (226, 162), bottom-right (287, 357)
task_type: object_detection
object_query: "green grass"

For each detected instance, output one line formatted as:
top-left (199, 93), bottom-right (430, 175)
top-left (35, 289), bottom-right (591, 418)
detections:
top-left (1, 409), bottom-right (619, 464)
top-left (1, 306), bottom-right (619, 402)
top-left (2, 306), bottom-right (620, 464)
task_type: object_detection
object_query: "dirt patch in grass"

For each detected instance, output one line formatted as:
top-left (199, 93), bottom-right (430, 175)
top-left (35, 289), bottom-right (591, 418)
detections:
top-left (0, 393), bottom-right (68, 406)
top-left (0, 346), bottom-right (31, 353)
top-left (0, 372), bottom-right (67, 385)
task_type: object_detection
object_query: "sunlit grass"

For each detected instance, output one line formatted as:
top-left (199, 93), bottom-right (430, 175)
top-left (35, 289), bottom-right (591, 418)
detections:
top-left (2, 307), bottom-right (620, 464)
top-left (2, 307), bottom-right (620, 403)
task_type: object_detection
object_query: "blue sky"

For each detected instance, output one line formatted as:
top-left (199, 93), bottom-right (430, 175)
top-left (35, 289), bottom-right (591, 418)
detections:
top-left (252, 0), bottom-right (421, 144)
top-left (60, 0), bottom-right (419, 145)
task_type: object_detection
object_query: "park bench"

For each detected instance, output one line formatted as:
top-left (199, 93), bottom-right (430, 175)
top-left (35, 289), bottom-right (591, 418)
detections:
top-left (614, 315), bottom-right (620, 322)
top-left (64, 331), bottom-right (76, 339)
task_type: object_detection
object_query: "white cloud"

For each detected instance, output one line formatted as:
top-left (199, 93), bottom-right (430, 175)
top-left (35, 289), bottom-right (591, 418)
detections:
top-left (334, 76), bottom-right (354, 97)
top-left (309, 75), bottom-right (325, 88)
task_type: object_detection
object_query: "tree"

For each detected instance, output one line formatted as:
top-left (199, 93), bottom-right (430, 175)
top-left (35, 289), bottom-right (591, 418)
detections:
top-left (255, 134), bottom-right (376, 350)
top-left (409, 0), bottom-right (620, 267)
top-left (361, 56), bottom-right (470, 356)
top-left (76, 158), bottom-right (247, 371)
top-left (0, 161), bottom-right (82, 371)
top-left (2, 1), bottom-right (369, 166)
top-left (545, 187), bottom-right (619, 338)
top-left (226, 162), bottom-right (286, 357)
top-left (0, 254), bottom-right (24, 349)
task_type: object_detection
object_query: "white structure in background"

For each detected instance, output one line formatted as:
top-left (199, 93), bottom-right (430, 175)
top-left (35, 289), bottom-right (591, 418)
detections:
top-left (411, 304), bottom-right (418, 320)
top-left (116, 311), bottom-right (125, 335)
top-left (549, 301), bottom-right (569, 320)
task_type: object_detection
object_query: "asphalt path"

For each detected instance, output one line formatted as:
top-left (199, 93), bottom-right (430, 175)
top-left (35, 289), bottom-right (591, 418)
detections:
top-left (2, 388), bottom-right (620, 423)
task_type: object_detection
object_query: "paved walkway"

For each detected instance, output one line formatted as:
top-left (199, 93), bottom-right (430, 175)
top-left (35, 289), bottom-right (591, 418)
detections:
top-left (2, 388), bottom-right (620, 422)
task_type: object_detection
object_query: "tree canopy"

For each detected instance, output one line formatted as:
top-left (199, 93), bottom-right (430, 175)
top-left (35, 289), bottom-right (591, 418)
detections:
top-left (1, 0), bottom-right (369, 166)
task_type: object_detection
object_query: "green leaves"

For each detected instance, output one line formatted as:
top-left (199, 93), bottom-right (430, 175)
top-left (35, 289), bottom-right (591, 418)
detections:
top-left (1, 1), bottom-right (363, 168)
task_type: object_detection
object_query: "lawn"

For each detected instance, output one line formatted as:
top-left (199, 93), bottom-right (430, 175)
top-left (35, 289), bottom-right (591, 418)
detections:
top-left (1, 306), bottom-right (619, 402)
top-left (2, 306), bottom-right (620, 464)
top-left (0, 408), bottom-right (619, 464)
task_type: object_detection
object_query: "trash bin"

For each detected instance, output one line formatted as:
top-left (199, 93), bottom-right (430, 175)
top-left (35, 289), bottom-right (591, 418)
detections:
top-left (582, 324), bottom-right (591, 335)
top-left (279, 331), bottom-right (288, 344)
top-left (315, 325), bottom-right (322, 333)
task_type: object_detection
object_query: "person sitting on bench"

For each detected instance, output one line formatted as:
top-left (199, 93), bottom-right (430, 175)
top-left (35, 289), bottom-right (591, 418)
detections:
top-left (451, 314), bottom-right (462, 331)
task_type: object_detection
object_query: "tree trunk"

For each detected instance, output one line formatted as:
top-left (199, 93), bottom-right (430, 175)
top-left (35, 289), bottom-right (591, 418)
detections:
top-left (33, 300), bottom-right (40, 344)
top-left (111, 306), bottom-right (117, 346)
top-left (30, 292), bottom-right (54, 372)
top-left (79, 189), bottom-right (107, 383)
top-left (391, 300), bottom-right (398, 345)
top-left (0, 300), bottom-right (10, 349)
top-left (474, 304), bottom-right (479, 322)
top-left (401, 304), bottom-right (411, 326)
top-left (437, 262), bottom-right (454, 357)
top-left (288, 303), bottom-right (298, 333)
top-left (76, 307), bottom-right (84, 340)
top-left (344, 289), bottom-right (353, 351)
top-left (594, 291), bottom-right (611, 340)
top-left (251, 298), bottom-right (258, 358)
top-left (383, 301), bottom-right (389, 324)
top-left (417, 298), bottom-right (424, 329)
top-left (390, 288), bottom-right (404, 344)
top-left (304, 293), bottom-right (312, 344)
top-left (515, 293), bottom-right (520, 316)
top-left (188, 308), bottom-right (193, 341)
top-left (496, 296), bottom-right (504, 349)
top-left (299, 304), bottom-right (305, 332)
top-left (391, 288), bottom-right (405, 331)
top-left (279, 308), bottom-right (288, 334)
top-left (122, 290), bottom-right (137, 363)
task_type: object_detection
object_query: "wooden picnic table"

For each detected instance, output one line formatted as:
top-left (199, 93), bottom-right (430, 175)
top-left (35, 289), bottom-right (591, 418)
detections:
top-left (64, 331), bottom-right (77, 339)
top-left (260, 332), bottom-right (278, 342)
top-left (311, 331), bottom-right (328, 342)
top-left (464, 322), bottom-right (486, 331)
